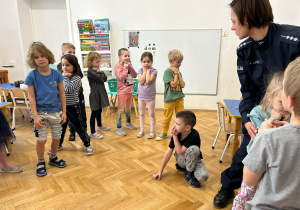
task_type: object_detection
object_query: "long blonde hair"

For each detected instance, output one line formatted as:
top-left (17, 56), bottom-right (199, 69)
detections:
top-left (261, 72), bottom-right (284, 117)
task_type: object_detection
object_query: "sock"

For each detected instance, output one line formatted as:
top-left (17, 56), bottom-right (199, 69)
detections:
top-left (50, 153), bottom-right (57, 160)
top-left (38, 158), bottom-right (45, 163)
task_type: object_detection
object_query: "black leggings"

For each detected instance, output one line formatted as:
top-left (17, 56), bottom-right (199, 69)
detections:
top-left (60, 104), bottom-right (90, 147)
top-left (90, 108), bottom-right (102, 134)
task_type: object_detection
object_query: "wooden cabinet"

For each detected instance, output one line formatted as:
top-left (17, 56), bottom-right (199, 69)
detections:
top-left (0, 70), bottom-right (9, 84)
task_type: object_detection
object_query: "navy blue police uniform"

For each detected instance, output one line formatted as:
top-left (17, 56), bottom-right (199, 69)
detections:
top-left (221, 23), bottom-right (300, 192)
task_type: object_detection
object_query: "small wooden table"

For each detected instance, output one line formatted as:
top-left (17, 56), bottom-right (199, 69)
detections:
top-left (223, 99), bottom-right (242, 159)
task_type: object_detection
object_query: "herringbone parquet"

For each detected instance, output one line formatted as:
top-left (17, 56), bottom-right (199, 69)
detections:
top-left (0, 108), bottom-right (237, 209)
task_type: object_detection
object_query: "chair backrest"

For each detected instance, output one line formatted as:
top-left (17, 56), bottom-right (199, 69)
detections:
top-left (107, 78), bottom-right (118, 92)
top-left (133, 78), bottom-right (138, 93)
top-left (216, 101), bottom-right (225, 127)
top-left (10, 88), bottom-right (30, 108)
top-left (0, 87), bottom-right (9, 102)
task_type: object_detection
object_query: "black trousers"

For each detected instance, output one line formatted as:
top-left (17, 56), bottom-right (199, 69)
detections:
top-left (69, 92), bottom-right (87, 134)
top-left (220, 125), bottom-right (251, 191)
top-left (60, 104), bottom-right (90, 148)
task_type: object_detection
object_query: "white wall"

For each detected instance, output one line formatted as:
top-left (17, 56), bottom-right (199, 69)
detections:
top-left (0, 0), bottom-right (26, 82)
top-left (17, 0), bottom-right (34, 75)
top-left (30, 0), bottom-right (69, 64)
top-left (1, 0), bottom-right (300, 110)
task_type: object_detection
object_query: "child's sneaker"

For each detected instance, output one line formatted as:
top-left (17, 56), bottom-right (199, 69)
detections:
top-left (47, 146), bottom-right (63, 155)
top-left (137, 130), bottom-right (144, 138)
top-left (48, 156), bottom-right (66, 168)
top-left (184, 170), bottom-right (200, 188)
top-left (116, 128), bottom-right (126, 136)
top-left (90, 132), bottom-right (103, 139)
top-left (86, 146), bottom-right (93, 156)
top-left (97, 125), bottom-right (110, 131)
top-left (69, 133), bottom-right (75, 141)
top-left (156, 133), bottom-right (167, 141)
top-left (125, 123), bottom-right (137, 130)
top-left (36, 161), bottom-right (47, 177)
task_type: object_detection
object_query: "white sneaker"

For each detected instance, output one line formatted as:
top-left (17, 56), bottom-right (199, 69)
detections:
top-left (86, 146), bottom-right (93, 156)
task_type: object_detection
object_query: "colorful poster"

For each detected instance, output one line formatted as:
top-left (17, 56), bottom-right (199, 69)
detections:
top-left (129, 31), bottom-right (139, 47)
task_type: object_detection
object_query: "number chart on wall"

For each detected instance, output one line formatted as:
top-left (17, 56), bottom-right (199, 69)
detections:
top-left (124, 29), bottom-right (221, 95)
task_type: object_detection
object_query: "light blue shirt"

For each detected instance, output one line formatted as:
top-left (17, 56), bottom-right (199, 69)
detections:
top-left (246, 105), bottom-right (290, 152)
top-left (25, 69), bottom-right (64, 112)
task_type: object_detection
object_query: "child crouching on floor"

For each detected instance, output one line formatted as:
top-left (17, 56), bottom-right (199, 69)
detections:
top-left (152, 110), bottom-right (209, 188)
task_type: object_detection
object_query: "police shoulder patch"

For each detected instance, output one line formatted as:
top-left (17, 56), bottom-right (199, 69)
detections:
top-left (237, 38), bottom-right (253, 51)
top-left (279, 32), bottom-right (300, 45)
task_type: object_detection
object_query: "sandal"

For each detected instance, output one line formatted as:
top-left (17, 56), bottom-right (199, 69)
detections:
top-left (137, 131), bottom-right (144, 138)
top-left (148, 131), bottom-right (156, 139)
top-left (0, 166), bottom-right (23, 173)
top-left (48, 156), bottom-right (66, 168)
top-left (36, 162), bottom-right (47, 177)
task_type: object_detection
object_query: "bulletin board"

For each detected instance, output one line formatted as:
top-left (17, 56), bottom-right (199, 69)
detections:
top-left (123, 29), bottom-right (221, 95)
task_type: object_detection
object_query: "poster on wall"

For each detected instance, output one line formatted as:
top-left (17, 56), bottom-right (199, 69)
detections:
top-left (129, 31), bottom-right (139, 47)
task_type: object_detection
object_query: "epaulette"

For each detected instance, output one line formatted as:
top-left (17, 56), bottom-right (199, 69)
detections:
top-left (237, 39), bottom-right (253, 51)
top-left (279, 32), bottom-right (300, 45)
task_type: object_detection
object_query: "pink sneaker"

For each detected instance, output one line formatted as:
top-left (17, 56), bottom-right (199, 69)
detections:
top-left (90, 132), bottom-right (103, 139)
top-left (97, 125), bottom-right (110, 131)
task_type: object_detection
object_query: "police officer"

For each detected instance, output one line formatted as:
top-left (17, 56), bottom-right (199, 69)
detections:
top-left (214, 0), bottom-right (300, 208)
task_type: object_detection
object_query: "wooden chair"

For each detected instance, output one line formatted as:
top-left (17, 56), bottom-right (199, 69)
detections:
top-left (212, 101), bottom-right (243, 163)
top-left (9, 88), bottom-right (31, 130)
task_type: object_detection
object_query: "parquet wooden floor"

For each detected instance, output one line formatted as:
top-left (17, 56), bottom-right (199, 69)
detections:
top-left (0, 108), bottom-right (238, 209)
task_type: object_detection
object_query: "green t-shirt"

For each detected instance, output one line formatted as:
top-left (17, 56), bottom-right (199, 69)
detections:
top-left (163, 68), bottom-right (185, 103)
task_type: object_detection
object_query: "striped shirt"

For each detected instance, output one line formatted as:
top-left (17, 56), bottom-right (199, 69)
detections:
top-left (63, 75), bottom-right (81, 106)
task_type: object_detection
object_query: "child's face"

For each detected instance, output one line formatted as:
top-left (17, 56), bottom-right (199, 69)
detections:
top-left (170, 59), bottom-right (182, 69)
top-left (63, 48), bottom-right (75, 56)
top-left (142, 56), bottom-right (152, 69)
top-left (269, 89), bottom-right (290, 115)
top-left (62, 58), bottom-right (74, 74)
top-left (92, 58), bottom-right (101, 68)
top-left (33, 50), bottom-right (49, 68)
top-left (119, 51), bottom-right (130, 64)
top-left (174, 117), bottom-right (189, 133)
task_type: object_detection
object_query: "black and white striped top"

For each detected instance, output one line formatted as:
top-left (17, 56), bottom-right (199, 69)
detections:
top-left (63, 75), bottom-right (81, 106)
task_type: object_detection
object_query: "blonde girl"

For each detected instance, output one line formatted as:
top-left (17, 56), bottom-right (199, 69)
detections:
top-left (136, 52), bottom-right (157, 138)
top-left (86, 52), bottom-right (110, 139)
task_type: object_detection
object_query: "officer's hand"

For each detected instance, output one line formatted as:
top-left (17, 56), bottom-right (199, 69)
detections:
top-left (244, 121), bottom-right (257, 139)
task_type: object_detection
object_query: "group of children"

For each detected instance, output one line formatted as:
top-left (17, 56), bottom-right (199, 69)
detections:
top-left (1, 39), bottom-right (300, 209)
top-left (4, 41), bottom-right (198, 180)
